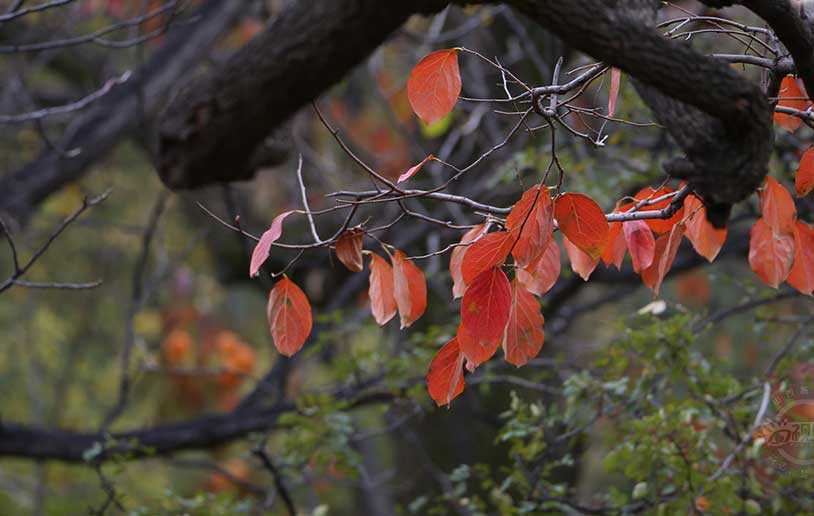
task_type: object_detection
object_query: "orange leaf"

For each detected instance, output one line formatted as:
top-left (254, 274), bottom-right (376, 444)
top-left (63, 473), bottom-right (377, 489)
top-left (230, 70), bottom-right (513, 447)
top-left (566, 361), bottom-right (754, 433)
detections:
top-left (562, 235), bottom-right (599, 280)
top-left (749, 218), bottom-right (795, 288)
top-left (623, 220), bottom-right (655, 273)
top-left (249, 211), bottom-right (295, 277)
top-left (398, 154), bottom-right (434, 184)
top-left (427, 338), bottom-right (466, 407)
top-left (505, 186), bottom-right (554, 267)
top-left (760, 177), bottom-right (796, 235)
top-left (796, 146), bottom-right (814, 197)
top-left (516, 238), bottom-right (561, 296)
top-left (503, 279), bottom-right (545, 367)
top-left (407, 49), bottom-right (461, 125)
top-left (392, 249), bottom-right (427, 328)
top-left (625, 187), bottom-right (685, 234)
top-left (554, 193), bottom-right (609, 259)
top-left (335, 228), bottom-right (364, 272)
top-left (774, 75), bottom-right (808, 132)
top-left (450, 223), bottom-right (487, 299)
top-left (368, 253), bottom-right (397, 325)
top-left (787, 221), bottom-right (814, 295)
top-left (267, 278), bottom-right (312, 356)
top-left (608, 67), bottom-right (621, 117)
top-left (684, 195), bottom-right (727, 262)
top-left (460, 230), bottom-right (514, 284)
top-left (460, 267), bottom-right (512, 365)
top-left (601, 221), bottom-right (626, 269)
top-left (642, 223), bottom-right (685, 296)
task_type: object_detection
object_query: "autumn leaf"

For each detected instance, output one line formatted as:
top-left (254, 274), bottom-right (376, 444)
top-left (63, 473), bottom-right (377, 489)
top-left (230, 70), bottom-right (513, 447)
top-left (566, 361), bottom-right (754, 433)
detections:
top-left (642, 223), bottom-right (685, 296)
top-left (407, 49), bottom-right (461, 125)
top-left (503, 279), bottom-right (545, 367)
top-left (608, 67), bottom-right (621, 117)
top-left (398, 154), bottom-right (434, 184)
top-left (623, 219), bottom-right (655, 273)
top-left (335, 228), bottom-right (364, 272)
top-left (249, 210), bottom-right (295, 277)
top-left (624, 187), bottom-right (684, 234)
top-left (368, 253), bottom-right (397, 325)
top-left (459, 267), bottom-right (511, 366)
top-left (505, 185), bottom-right (554, 268)
top-left (392, 249), bottom-right (427, 328)
top-left (774, 75), bottom-right (808, 132)
top-left (796, 146), bottom-right (814, 197)
top-left (450, 223), bottom-right (487, 299)
top-left (684, 195), bottom-right (727, 262)
top-left (267, 277), bottom-right (312, 356)
top-left (562, 234), bottom-right (599, 281)
top-left (748, 218), bottom-right (795, 288)
top-left (516, 238), bottom-right (561, 296)
top-left (759, 177), bottom-right (796, 235)
top-left (426, 338), bottom-right (466, 407)
top-left (601, 221), bottom-right (626, 269)
top-left (460, 230), bottom-right (514, 284)
top-left (554, 193), bottom-right (609, 259)
top-left (787, 221), bottom-right (814, 295)
top-left (457, 323), bottom-right (499, 367)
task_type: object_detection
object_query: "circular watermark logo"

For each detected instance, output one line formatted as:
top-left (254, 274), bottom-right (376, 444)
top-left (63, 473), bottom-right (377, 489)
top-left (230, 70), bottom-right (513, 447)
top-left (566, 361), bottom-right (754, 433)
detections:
top-left (756, 380), bottom-right (814, 472)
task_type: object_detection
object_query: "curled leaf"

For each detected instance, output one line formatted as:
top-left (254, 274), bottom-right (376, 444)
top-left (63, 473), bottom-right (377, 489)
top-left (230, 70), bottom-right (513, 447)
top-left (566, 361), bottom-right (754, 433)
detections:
top-left (249, 211), bottom-right (295, 277)
top-left (368, 253), bottom-right (397, 325)
top-left (623, 219), bottom-right (655, 273)
top-left (335, 228), bottom-right (364, 272)
top-left (398, 154), bottom-right (434, 184)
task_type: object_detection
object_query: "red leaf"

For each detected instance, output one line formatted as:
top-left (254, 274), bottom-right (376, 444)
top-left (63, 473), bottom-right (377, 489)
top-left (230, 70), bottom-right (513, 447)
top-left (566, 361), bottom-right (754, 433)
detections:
top-left (392, 249), bottom-right (427, 328)
top-left (516, 238), bottom-right (561, 296)
top-left (427, 338), bottom-right (466, 407)
top-left (624, 187), bottom-right (685, 234)
top-left (796, 146), bottom-right (814, 197)
top-left (460, 231), bottom-right (514, 284)
top-left (623, 220), bottom-right (655, 273)
top-left (684, 195), bottom-right (727, 262)
top-left (749, 218), bottom-right (795, 288)
top-left (554, 193), bottom-right (609, 259)
top-left (335, 228), bottom-right (364, 272)
top-left (460, 267), bottom-right (512, 366)
top-left (760, 177), bottom-right (796, 235)
top-left (450, 224), bottom-right (487, 299)
top-left (562, 234), bottom-right (599, 281)
top-left (774, 75), bottom-right (808, 132)
top-left (505, 186), bottom-right (554, 267)
top-left (407, 49), bottom-right (461, 125)
top-left (503, 279), bottom-right (545, 367)
top-left (249, 211), bottom-right (295, 277)
top-left (642, 223), bottom-right (685, 296)
top-left (457, 322), bottom-right (500, 367)
top-left (608, 67), bottom-right (621, 117)
top-left (788, 221), bottom-right (814, 295)
top-left (368, 253), bottom-right (397, 325)
top-left (267, 278), bottom-right (312, 356)
top-left (601, 221), bottom-right (626, 269)
top-left (398, 154), bottom-right (434, 184)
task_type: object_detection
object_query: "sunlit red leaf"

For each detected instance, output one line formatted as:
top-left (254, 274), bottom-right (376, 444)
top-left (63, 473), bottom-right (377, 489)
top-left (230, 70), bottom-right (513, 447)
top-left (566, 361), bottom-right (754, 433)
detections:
top-left (608, 67), bottom-right (621, 117)
top-left (554, 193), bottom-right (609, 259)
top-left (760, 177), bottom-right (796, 235)
top-left (450, 224), bottom-right (487, 299)
top-left (623, 220), bottom-right (655, 273)
top-left (601, 221), bottom-right (626, 269)
top-left (562, 234), bottom-right (599, 281)
top-left (642, 223), bottom-right (685, 296)
top-left (249, 210), bottom-right (295, 277)
top-left (427, 338), bottom-right (466, 407)
top-left (624, 187), bottom-right (684, 234)
top-left (516, 238), bottom-right (561, 296)
top-left (335, 228), bottom-right (364, 272)
top-left (503, 279), bottom-right (545, 367)
top-left (460, 267), bottom-right (511, 365)
top-left (749, 218), bottom-right (795, 288)
top-left (796, 146), bottom-right (814, 197)
top-left (460, 231), bottom-right (513, 284)
top-left (774, 75), bottom-right (808, 132)
top-left (368, 253), bottom-right (397, 325)
top-left (267, 277), bottom-right (312, 356)
top-left (398, 154), bottom-right (434, 184)
top-left (407, 49), bottom-right (461, 125)
top-left (392, 249), bottom-right (427, 328)
top-left (505, 186), bottom-right (554, 267)
top-left (787, 221), bottom-right (814, 295)
top-left (684, 195), bottom-right (727, 262)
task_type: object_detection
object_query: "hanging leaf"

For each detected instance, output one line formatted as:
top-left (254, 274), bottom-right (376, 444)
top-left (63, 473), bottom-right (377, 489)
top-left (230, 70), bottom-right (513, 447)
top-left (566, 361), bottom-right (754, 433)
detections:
top-left (450, 223), bottom-right (487, 299)
top-left (562, 235), bottom-right (599, 281)
top-left (623, 187), bottom-right (684, 234)
top-left (554, 193), bottom-right (609, 259)
top-left (642, 223), bottom-right (685, 297)
top-left (788, 221), bottom-right (814, 295)
top-left (368, 253), bottom-right (397, 325)
top-left (796, 146), bottom-right (814, 197)
top-left (505, 186), bottom-right (554, 268)
top-left (516, 238), bottom-right (561, 296)
top-left (392, 249), bottom-right (427, 328)
top-left (503, 279), bottom-right (545, 367)
top-left (760, 177), bottom-right (796, 235)
top-left (407, 49), bottom-right (462, 125)
top-left (267, 277), bottom-right (312, 356)
top-left (427, 338), bottom-right (466, 407)
top-left (608, 67), bottom-right (621, 117)
top-left (684, 195), bottom-right (727, 262)
top-left (774, 75), bottom-right (808, 132)
top-left (749, 218), bottom-right (795, 288)
top-left (601, 221), bottom-right (626, 269)
top-left (249, 211), bottom-right (295, 277)
top-left (460, 230), bottom-right (514, 284)
top-left (623, 220), bottom-right (655, 273)
top-left (457, 322), bottom-right (499, 367)
top-left (335, 228), bottom-right (364, 272)
top-left (459, 267), bottom-right (512, 366)
top-left (398, 154), bottom-right (434, 184)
